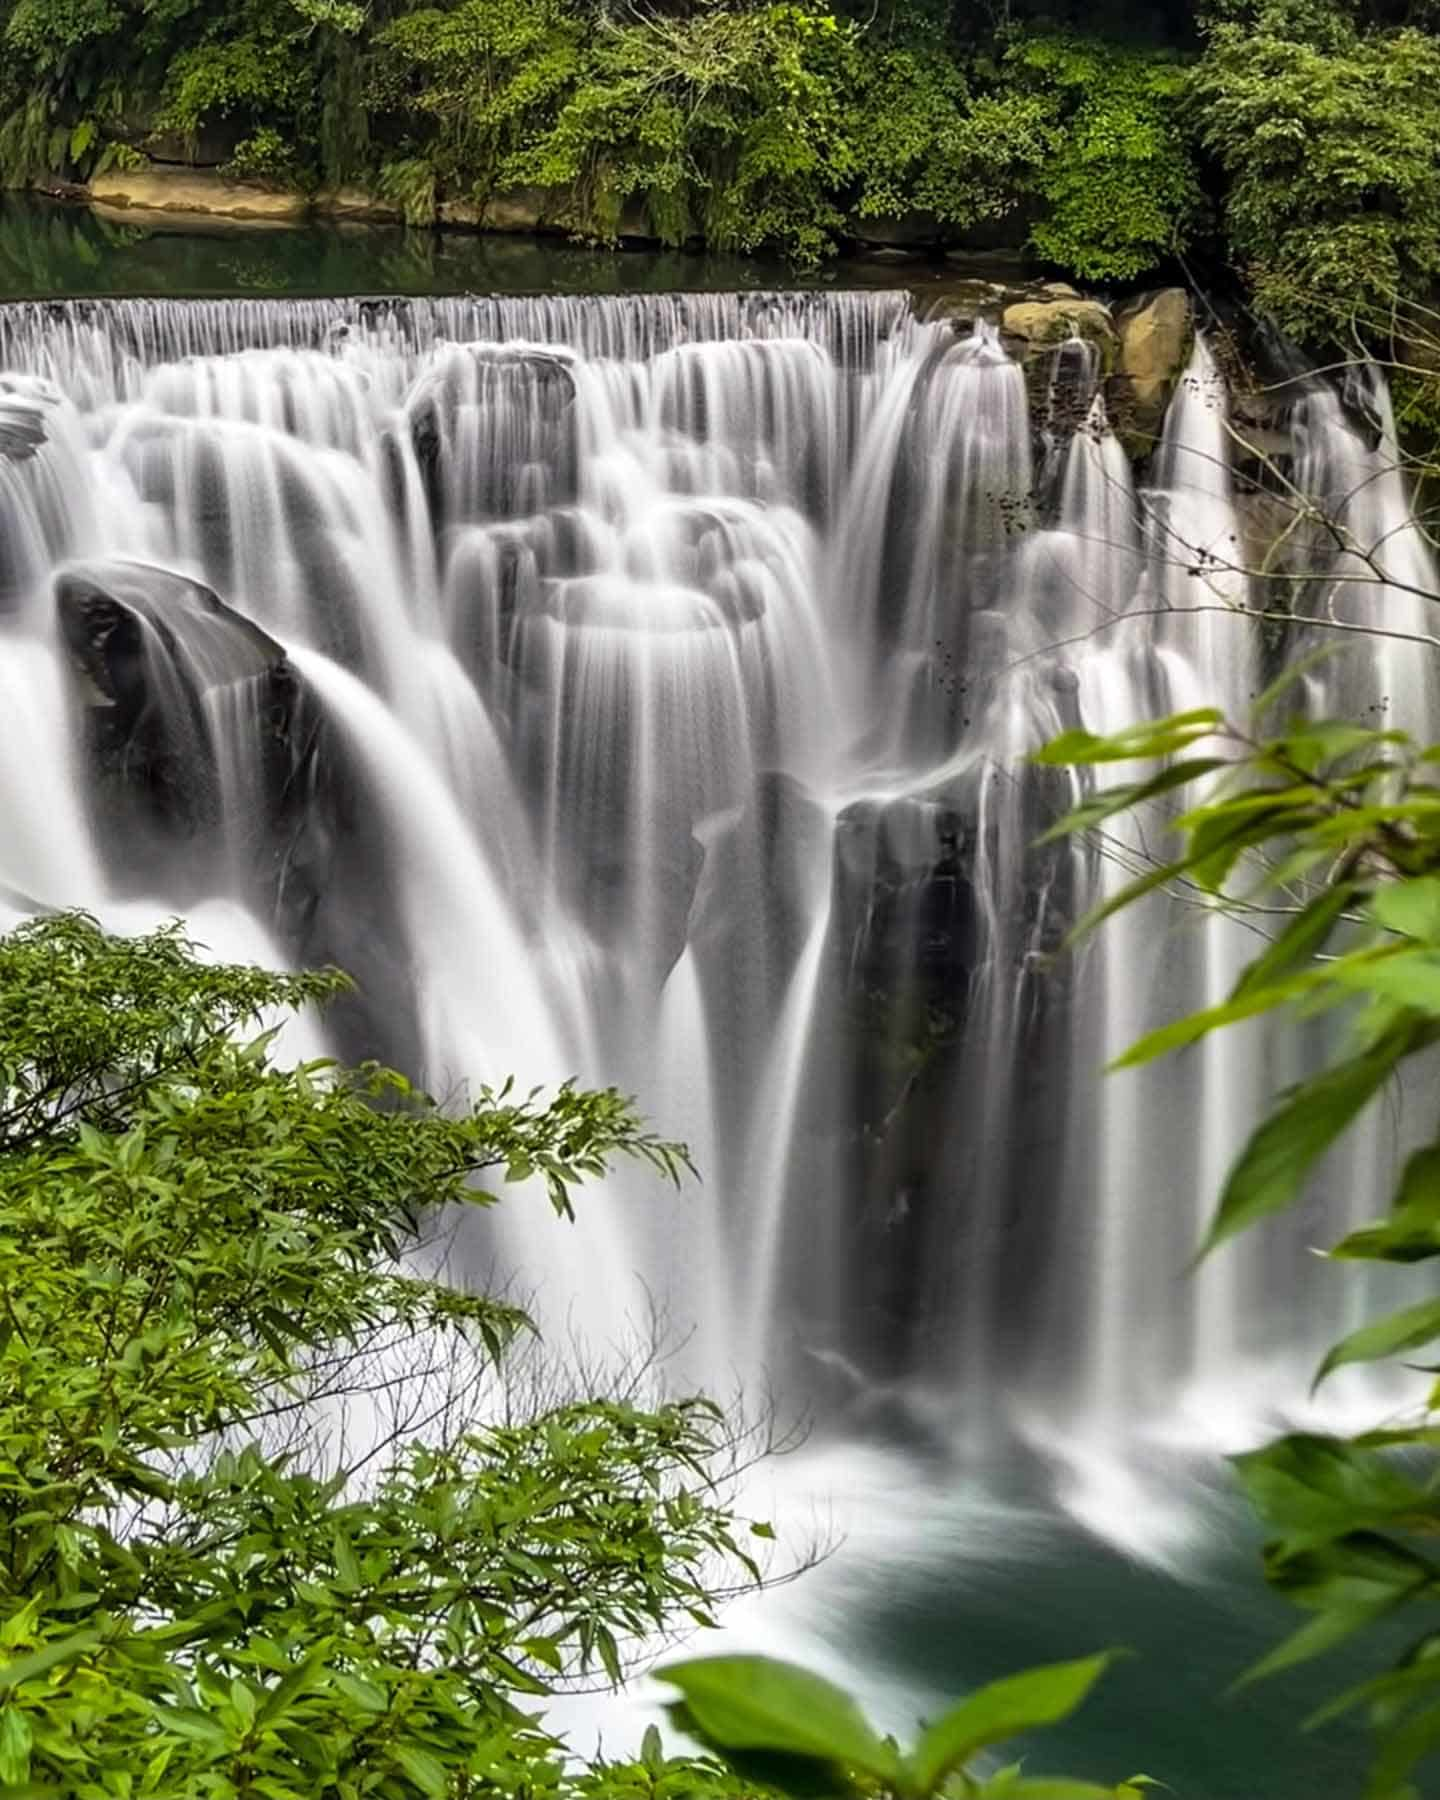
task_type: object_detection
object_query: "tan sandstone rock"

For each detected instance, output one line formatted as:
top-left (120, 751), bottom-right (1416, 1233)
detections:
top-left (315, 186), bottom-right (404, 223)
top-left (1002, 297), bottom-right (1117, 354)
top-left (90, 169), bottom-right (307, 221)
top-left (1110, 288), bottom-right (1193, 456)
top-left (439, 188), bottom-right (557, 233)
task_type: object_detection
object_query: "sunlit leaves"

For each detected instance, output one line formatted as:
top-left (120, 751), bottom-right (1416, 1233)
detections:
top-left (1032, 708), bottom-right (1225, 766)
top-left (1192, 18), bottom-right (1440, 339)
top-left (1038, 696), bottom-right (1440, 1800)
top-left (658, 1654), bottom-right (901, 1783)
top-left (656, 1651), bottom-right (1134, 1800)
top-left (0, 913), bottom-right (766, 1800)
top-left (907, 1655), bottom-right (1114, 1793)
top-left (1204, 1025), bottom-right (1426, 1251)
top-left (1370, 875), bottom-right (1440, 944)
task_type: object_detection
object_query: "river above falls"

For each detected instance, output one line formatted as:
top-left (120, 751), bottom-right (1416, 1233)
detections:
top-left (0, 192), bottom-right (1023, 303)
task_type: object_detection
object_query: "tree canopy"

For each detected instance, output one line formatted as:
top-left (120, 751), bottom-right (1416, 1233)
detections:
top-left (0, 910), bottom-right (758, 1796)
top-left (4, 0), bottom-right (1440, 317)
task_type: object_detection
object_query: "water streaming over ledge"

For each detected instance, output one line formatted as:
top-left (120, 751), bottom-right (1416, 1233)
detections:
top-left (0, 290), bottom-right (1432, 1471)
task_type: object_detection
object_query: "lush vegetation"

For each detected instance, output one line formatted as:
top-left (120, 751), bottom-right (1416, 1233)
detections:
top-left (0, 909), bottom-right (1134, 1798)
top-left (0, 0), bottom-right (1435, 315)
top-left (1037, 677), bottom-right (1440, 1799)
top-left (655, 1650), bottom-right (1157, 1799)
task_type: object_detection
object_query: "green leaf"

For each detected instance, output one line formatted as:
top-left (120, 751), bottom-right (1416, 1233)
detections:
top-left (1231, 881), bottom-right (1363, 1000)
top-left (1032, 710), bottom-right (1223, 766)
top-left (1273, 721), bottom-right (1407, 776)
top-left (1365, 1698), bottom-right (1440, 1800)
top-left (0, 1705), bottom-right (33, 1786)
top-left (0, 1629), bottom-right (99, 1691)
top-left (1036, 759), bottom-right (1228, 845)
top-left (1316, 1298), bottom-right (1440, 1386)
top-left (655, 1656), bottom-right (900, 1783)
top-left (1232, 1436), bottom-right (1428, 1549)
top-left (907, 1655), bottom-right (1114, 1793)
top-left (1332, 949), bottom-right (1440, 1014)
top-left (330, 1671), bottom-right (387, 1713)
top-left (1371, 876), bottom-right (1440, 945)
top-left (1239, 1594), bottom-right (1413, 1687)
top-left (1063, 856), bottom-right (1191, 948)
top-left (395, 1747), bottom-right (448, 1797)
top-left (1304, 1639), bottom-right (1440, 1731)
top-left (1109, 972), bottom-right (1316, 1071)
top-left (1201, 1033), bottom-right (1412, 1253)
top-left (1398, 1145), bottom-right (1440, 1214)
top-left (1186, 804), bottom-right (1315, 893)
top-left (156, 1705), bottom-right (230, 1749)
top-left (1330, 1142), bottom-right (1440, 1265)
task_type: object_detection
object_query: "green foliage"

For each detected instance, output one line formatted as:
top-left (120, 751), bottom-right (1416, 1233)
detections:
top-left (0, 910), bottom-right (783, 1799)
top-left (224, 123), bottom-right (298, 183)
top-left (1037, 691), bottom-right (1440, 1798)
top-left (844, 45), bottom-right (1050, 236)
top-left (1191, 13), bottom-right (1440, 336)
top-left (656, 1651), bottom-right (1155, 1800)
top-left (1004, 34), bottom-right (1202, 280)
top-left (378, 0), bottom-right (856, 259)
top-left (0, 0), bottom-right (1215, 272)
top-left (372, 0), bottom-right (584, 215)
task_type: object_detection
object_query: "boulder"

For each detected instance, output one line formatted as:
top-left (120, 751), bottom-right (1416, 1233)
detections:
top-left (315, 186), bottom-right (404, 224)
top-left (56, 559), bottom-right (292, 838)
top-left (109, 114), bottom-right (245, 168)
top-left (89, 168), bottom-right (307, 221)
top-left (141, 125), bottom-right (244, 169)
top-left (924, 279), bottom-right (1011, 333)
top-left (439, 187), bottom-right (556, 234)
top-left (0, 381), bottom-right (51, 462)
top-left (1001, 298), bottom-right (1117, 362)
top-left (1001, 298), bottom-right (1117, 437)
top-left (57, 560), bottom-right (285, 716)
top-left (439, 186), bottom-right (654, 240)
top-left (1108, 288), bottom-right (1193, 458)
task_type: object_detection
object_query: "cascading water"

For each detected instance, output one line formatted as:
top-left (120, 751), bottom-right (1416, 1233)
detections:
top-left (0, 289), bottom-right (1432, 1474)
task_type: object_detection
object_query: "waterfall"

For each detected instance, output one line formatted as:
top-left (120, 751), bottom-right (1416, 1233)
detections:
top-left (1, 291), bottom-right (1432, 1454)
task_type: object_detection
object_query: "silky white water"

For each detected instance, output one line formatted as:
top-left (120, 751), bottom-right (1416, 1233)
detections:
top-left (0, 293), bottom-right (1431, 1486)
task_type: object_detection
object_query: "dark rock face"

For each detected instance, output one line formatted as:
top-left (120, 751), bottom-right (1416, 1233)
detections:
top-left (55, 556), bottom-right (422, 1069)
top-left (59, 559), bottom-right (285, 705)
top-left (56, 558), bottom-right (297, 865)
top-left (823, 792), bottom-right (981, 1373)
top-left (761, 748), bottom-right (1081, 1400)
top-left (0, 385), bottom-right (49, 462)
top-left (58, 559), bottom-right (288, 821)
top-left (1108, 288), bottom-right (1193, 460)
